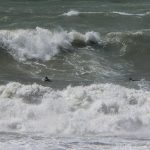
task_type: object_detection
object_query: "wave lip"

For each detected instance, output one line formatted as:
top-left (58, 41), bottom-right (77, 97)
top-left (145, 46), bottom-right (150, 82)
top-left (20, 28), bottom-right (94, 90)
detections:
top-left (0, 27), bottom-right (101, 62)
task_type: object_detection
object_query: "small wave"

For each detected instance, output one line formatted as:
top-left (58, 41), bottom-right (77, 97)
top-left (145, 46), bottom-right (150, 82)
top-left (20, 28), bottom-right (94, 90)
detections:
top-left (63, 10), bottom-right (80, 16)
top-left (112, 11), bottom-right (145, 16)
top-left (62, 10), bottom-right (148, 17)
top-left (0, 82), bottom-right (150, 135)
top-left (62, 10), bottom-right (105, 16)
top-left (0, 27), bottom-right (101, 62)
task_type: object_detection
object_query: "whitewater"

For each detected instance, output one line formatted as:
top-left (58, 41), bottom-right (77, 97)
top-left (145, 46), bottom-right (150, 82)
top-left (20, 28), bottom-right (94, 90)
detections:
top-left (0, 81), bottom-right (150, 149)
top-left (1, 0), bottom-right (150, 149)
top-left (0, 27), bottom-right (100, 61)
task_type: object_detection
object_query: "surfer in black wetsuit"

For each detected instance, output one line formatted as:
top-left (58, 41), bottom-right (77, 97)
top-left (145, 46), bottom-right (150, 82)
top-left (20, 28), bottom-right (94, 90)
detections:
top-left (43, 76), bottom-right (52, 82)
top-left (129, 77), bottom-right (139, 81)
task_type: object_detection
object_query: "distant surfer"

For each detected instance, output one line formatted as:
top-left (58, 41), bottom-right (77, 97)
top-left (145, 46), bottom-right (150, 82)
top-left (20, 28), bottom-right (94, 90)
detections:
top-left (129, 77), bottom-right (139, 81)
top-left (42, 76), bottom-right (52, 82)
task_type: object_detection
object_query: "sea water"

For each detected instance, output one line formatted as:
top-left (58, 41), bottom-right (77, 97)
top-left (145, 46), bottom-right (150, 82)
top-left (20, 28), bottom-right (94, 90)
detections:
top-left (0, 0), bottom-right (150, 149)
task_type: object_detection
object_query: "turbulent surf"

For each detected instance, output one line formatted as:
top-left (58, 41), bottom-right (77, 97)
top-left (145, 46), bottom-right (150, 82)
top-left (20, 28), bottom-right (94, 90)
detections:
top-left (0, 0), bottom-right (150, 149)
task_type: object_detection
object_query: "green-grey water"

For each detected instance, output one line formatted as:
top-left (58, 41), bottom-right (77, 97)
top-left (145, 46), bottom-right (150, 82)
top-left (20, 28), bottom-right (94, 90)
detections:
top-left (0, 0), bottom-right (150, 149)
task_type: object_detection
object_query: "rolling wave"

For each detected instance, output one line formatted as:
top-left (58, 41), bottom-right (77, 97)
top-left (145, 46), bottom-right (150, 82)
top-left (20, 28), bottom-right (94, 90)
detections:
top-left (0, 27), bottom-right (150, 71)
top-left (0, 27), bottom-right (101, 62)
top-left (1, 27), bottom-right (150, 63)
top-left (0, 28), bottom-right (150, 79)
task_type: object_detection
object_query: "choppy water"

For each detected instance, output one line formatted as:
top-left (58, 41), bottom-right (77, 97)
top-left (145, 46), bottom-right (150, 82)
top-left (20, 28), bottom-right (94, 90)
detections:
top-left (0, 0), bottom-right (150, 149)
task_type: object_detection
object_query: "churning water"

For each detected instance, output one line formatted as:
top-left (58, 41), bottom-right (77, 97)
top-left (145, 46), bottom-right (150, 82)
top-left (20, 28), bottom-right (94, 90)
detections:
top-left (0, 0), bottom-right (150, 149)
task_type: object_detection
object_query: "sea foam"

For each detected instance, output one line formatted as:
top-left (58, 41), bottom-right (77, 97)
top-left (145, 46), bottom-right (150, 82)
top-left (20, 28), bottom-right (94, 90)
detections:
top-left (62, 10), bottom-right (147, 17)
top-left (0, 27), bottom-right (101, 62)
top-left (0, 82), bottom-right (150, 135)
top-left (63, 10), bottom-right (80, 16)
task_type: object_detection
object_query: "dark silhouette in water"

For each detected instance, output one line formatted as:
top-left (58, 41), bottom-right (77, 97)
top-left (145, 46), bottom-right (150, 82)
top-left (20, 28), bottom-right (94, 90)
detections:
top-left (43, 76), bottom-right (52, 82)
top-left (129, 77), bottom-right (139, 81)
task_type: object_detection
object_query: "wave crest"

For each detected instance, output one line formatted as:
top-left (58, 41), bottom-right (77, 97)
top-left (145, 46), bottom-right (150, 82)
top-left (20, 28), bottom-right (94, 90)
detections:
top-left (0, 27), bottom-right (101, 62)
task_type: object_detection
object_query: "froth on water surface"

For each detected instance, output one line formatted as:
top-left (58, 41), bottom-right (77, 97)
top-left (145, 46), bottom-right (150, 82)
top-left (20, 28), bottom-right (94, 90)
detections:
top-left (0, 0), bottom-right (150, 149)
top-left (0, 82), bottom-right (150, 134)
top-left (0, 81), bottom-right (150, 149)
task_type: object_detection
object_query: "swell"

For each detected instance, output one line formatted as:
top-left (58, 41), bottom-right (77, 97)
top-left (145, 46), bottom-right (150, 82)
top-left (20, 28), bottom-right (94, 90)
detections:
top-left (0, 28), bottom-right (150, 84)
top-left (0, 28), bottom-right (150, 67)
top-left (104, 30), bottom-right (150, 72)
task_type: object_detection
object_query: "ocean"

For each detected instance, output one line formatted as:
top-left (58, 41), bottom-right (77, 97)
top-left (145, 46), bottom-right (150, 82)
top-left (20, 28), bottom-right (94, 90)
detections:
top-left (0, 0), bottom-right (150, 149)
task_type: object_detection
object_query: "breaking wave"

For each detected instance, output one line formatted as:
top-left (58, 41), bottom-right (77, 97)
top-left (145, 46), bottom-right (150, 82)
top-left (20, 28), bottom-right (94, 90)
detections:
top-left (0, 82), bottom-right (150, 135)
top-left (0, 27), bottom-right (150, 73)
top-left (0, 27), bottom-right (101, 62)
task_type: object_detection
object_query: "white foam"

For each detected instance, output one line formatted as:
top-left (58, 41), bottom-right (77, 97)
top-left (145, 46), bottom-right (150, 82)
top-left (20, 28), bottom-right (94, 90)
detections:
top-left (113, 11), bottom-right (145, 16)
top-left (69, 31), bottom-right (101, 45)
top-left (63, 10), bottom-right (80, 16)
top-left (0, 82), bottom-right (150, 136)
top-left (62, 10), bottom-right (105, 16)
top-left (0, 27), bottom-right (101, 62)
top-left (63, 10), bottom-right (146, 17)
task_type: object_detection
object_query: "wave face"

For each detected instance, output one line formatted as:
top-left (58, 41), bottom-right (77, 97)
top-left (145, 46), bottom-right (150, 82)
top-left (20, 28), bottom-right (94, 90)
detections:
top-left (104, 31), bottom-right (150, 73)
top-left (0, 27), bottom-right (100, 62)
top-left (0, 82), bottom-right (150, 135)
